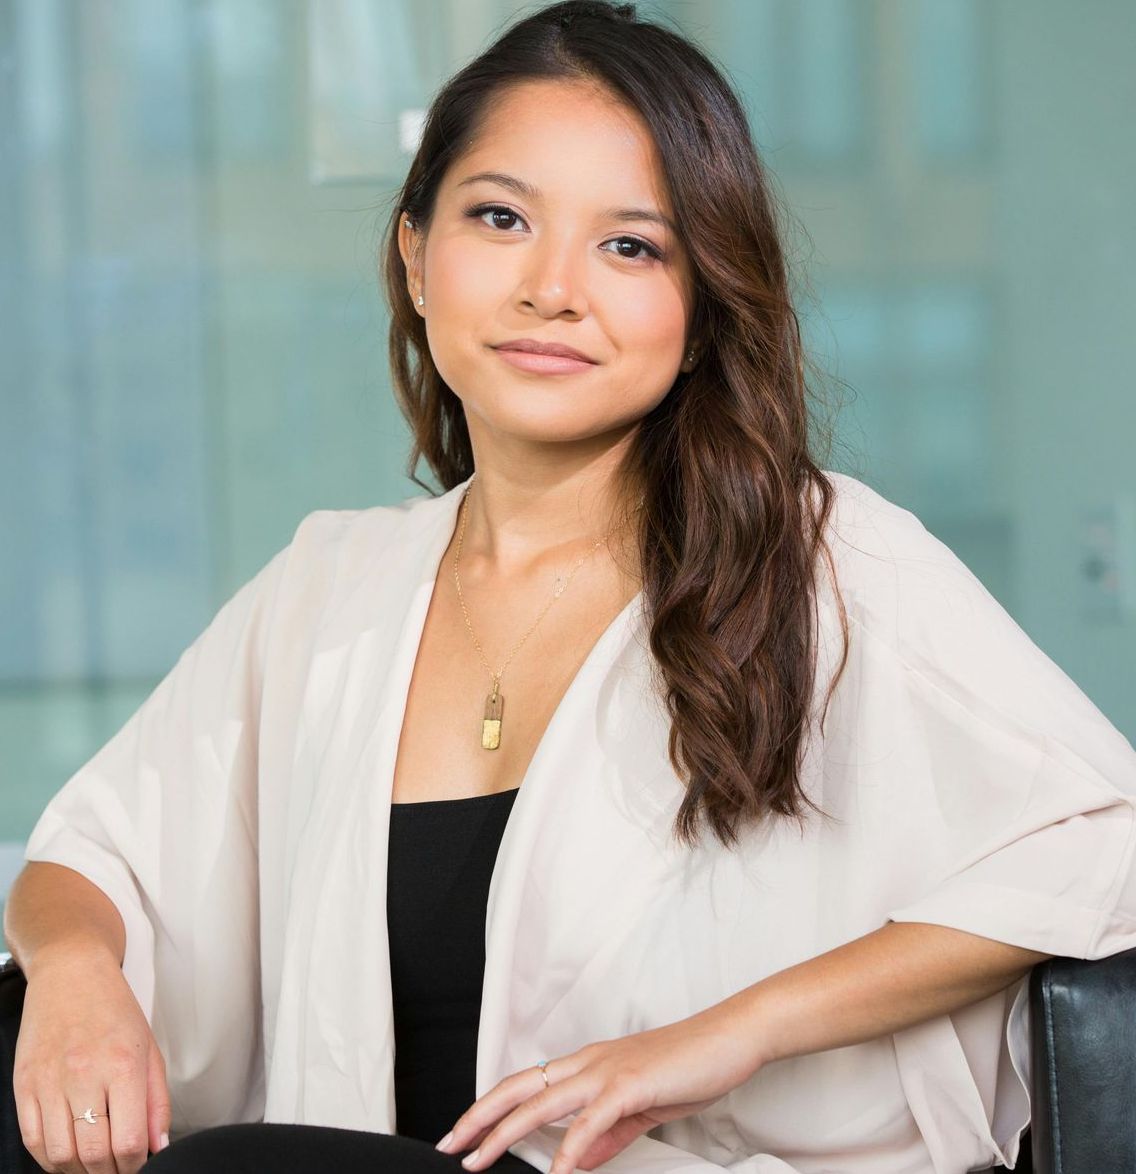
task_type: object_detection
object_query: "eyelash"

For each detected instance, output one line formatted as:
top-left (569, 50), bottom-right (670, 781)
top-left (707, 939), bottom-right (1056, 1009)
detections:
top-left (461, 202), bottom-right (665, 263)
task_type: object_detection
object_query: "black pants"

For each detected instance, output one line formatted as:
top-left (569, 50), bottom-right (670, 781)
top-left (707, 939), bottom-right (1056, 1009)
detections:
top-left (141, 1122), bottom-right (539, 1172)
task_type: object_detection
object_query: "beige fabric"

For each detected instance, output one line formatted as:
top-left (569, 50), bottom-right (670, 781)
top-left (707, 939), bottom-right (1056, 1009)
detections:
top-left (24, 471), bottom-right (1136, 1173)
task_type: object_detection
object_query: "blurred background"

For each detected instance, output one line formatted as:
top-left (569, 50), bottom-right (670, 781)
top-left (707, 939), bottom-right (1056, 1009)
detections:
top-left (2, 0), bottom-right (1134, 945)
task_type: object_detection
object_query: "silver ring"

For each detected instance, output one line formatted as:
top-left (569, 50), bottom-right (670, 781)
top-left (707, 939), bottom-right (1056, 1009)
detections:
top-left (73, 1107), bottom-right (109, 1125)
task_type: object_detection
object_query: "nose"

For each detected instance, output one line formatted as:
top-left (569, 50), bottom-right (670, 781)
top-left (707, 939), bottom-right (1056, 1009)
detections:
top-left (518, 232), bottom-right (588, 318)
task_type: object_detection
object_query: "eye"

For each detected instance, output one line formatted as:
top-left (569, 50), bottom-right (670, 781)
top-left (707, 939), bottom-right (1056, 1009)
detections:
top-left (463, 202), bottom-right (527, 233)
top-left (600, 236), bottom-right (664, 263)
top-left (461, 202), bottom-right (665, 263)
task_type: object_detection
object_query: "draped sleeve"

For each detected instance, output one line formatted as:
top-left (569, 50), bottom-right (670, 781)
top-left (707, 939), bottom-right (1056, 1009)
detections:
top-left (822, 472), bottom-right (1136, 1169)
top-left (21, 528), bottom-right (298, 1132)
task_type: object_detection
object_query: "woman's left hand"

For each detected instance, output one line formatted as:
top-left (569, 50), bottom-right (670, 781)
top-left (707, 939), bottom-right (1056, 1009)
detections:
top-left (434, 1002), bottom-right (763, 1174)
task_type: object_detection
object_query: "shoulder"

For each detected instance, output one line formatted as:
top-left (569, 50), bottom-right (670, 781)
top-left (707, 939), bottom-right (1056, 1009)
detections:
top-left (247, 487), bottom-right (445, 645)
top-left (286, 488), bottom-right (437, 566)
top-left (811, 471), bottom-right (1124, 759)
top-left (816, 469), bottom-right (959, 581)
top-left (813, 469), bottom-right (998, 658)
top-left (811, 469), bottom-right (1038, 708)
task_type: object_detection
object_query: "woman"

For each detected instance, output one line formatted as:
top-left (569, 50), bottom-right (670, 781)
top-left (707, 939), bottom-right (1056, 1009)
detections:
top-left (5, 2), bottom-right (1136, 1172)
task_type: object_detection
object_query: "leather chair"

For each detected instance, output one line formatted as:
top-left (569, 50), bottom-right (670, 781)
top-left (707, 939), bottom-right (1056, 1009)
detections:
top-left (3, 949), bottom-right (1134, 1172)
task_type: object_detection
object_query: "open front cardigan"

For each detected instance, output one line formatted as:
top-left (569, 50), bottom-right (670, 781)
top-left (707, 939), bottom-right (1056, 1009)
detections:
top-left (24, 471), bottom-right (1136, 1173)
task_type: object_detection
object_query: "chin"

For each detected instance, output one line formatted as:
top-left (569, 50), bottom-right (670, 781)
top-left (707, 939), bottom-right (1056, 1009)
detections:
top-left (471, 400), bottom-right (619, 443)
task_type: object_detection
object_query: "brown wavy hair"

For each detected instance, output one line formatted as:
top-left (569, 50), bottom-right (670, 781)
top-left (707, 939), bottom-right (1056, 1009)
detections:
top-left (379, 0), bottom-right (851, 850)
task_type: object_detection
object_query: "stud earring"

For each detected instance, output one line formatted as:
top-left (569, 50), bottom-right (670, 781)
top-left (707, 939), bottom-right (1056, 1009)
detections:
top-left (404, 218), bottom-right (413, 228)
top-left (417, 294), bottom-right (424, 306)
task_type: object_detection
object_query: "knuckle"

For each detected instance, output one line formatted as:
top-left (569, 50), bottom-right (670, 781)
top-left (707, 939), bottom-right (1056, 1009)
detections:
top-left (113, 1133), bottom-right (149, 1163)
top-left (77, 1136), bottom-right (109, 1162)
top-left (61, 1045), bottom-right (95, 1076)
top-left (106, 1046), bottom-right (143, 1079)
top-left (44, 1139), bottom-right (75, 1166)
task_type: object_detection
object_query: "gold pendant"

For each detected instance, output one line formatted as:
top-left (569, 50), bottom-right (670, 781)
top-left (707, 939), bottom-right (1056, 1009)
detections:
top-left (482, 685), bottom-right (503, 750)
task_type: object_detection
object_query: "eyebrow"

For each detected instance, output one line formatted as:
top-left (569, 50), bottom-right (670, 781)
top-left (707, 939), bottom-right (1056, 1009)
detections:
top-left (455, 170), bottom-right (678, 235)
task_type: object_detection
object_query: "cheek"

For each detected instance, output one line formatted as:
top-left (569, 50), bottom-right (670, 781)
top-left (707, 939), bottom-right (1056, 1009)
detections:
top-left (426, 238), bottom-right (504, 313)
top-left (617, 284), bottom-right (687, 362)
top-left (421, 240), bottom-right (501, 387)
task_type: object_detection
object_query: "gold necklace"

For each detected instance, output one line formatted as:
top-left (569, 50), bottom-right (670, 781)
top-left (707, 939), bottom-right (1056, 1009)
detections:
top-left (453, 471), bottom-right (631, 751)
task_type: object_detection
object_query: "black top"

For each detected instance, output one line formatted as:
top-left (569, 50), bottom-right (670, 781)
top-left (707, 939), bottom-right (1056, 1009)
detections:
top-left (386, 787), bottom-right (520, 1145)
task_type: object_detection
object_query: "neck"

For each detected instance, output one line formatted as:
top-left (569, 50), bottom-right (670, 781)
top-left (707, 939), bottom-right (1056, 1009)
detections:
top-left (455, 461), bottom-right (643, 590)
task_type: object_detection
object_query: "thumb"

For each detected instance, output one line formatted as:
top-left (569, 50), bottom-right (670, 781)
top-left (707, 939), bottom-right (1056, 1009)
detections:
top-left (147, 1040), bottom-right (172, 1154)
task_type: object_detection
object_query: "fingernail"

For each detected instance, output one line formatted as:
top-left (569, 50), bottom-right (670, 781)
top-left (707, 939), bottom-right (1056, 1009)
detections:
top-left (435, 1130), bottom-right (454, 1152)
top-left (461, 1148), bottom-right (481, 1168)
top-left (159, 1132), bottom-right (170, 1151)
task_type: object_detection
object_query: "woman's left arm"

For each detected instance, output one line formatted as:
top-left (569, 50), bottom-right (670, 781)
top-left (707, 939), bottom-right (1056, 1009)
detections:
top-left (721, 918), bottom-right (1049, 1066)
top-left (439, 919), bottom-right (1050, 1174)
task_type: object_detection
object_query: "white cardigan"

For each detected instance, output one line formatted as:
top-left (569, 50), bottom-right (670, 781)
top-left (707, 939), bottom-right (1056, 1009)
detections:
top-left (24, 471), bottom-right (1136, 1173)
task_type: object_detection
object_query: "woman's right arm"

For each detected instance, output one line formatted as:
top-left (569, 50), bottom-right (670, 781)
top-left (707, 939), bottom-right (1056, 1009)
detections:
top-left (6, 861), bottom-right (125, 977)
top-left (8, 520), bottom-right (322, 1170)
top-left (5, 861), bottom-right (171, 1174)
top-left (5, 534), bottom-right (299, 1173)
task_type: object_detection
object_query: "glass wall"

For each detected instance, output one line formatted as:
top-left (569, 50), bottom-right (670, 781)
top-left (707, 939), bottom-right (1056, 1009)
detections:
top-left (3, 0), bottom-right (1134, 941)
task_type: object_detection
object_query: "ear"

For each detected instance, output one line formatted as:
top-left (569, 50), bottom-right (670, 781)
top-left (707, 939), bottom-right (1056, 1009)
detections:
top-left (398, 210), bottom-right (423, 313)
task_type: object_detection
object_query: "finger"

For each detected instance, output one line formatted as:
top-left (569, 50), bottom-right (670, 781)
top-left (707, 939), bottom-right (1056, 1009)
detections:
top-left (106, 1067), bottom-right (152, 1174)
top-left (13, 1092), bottom-right (49, 1172)
top-left (70, 1091), bottom-right (117, 1174)
top-left (145, 1040), bottom-right (172, 1159)
top-left (39, 1092), bottom-right (87, 1174)
top-left (550, 1093), bottom-right (652, 1174)
top-left (439, 1071), bottom-right (535, 1154)
top-left (443, 1056), bottom-right (588, 1155)
top-left (459, 1078), bottom-right (592, 1171)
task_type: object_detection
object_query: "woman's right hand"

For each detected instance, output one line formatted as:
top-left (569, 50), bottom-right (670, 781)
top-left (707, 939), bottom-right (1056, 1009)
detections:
top-left (12, 945), bottom-right (171, 1173)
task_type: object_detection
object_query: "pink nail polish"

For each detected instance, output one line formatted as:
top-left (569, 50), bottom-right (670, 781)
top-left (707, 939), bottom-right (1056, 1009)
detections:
top-left (159, 1131), bottom-right (170, 1151)
top-left (435, 1129), bottom-right (454, 1151)
top-left (461, 1147), bottom-right (481, 1168)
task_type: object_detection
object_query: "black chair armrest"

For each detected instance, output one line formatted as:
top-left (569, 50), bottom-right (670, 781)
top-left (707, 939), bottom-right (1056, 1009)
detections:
top-left (1, 955), bottom-right (40, 1172)
top-left (1028, 946), bottom-right (1136, 1174)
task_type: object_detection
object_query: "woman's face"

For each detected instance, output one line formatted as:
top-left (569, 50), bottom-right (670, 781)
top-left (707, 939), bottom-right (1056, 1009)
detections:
top-left (399, 79), bottom-right (697, 452)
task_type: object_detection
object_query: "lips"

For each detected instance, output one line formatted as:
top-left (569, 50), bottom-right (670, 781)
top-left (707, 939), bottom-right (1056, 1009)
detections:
top-left (493, 339), bottom-right (598, 363)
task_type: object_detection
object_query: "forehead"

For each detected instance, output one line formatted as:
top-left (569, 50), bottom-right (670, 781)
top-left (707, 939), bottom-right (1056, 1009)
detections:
top-left (445, 78), bottom-right (674, 217)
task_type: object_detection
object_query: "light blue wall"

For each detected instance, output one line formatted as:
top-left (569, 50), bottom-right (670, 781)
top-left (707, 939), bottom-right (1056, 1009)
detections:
top-left (2, 0), bottom-right (1134, 945)
top-left (992, 1), bottom-right (1136, 724)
